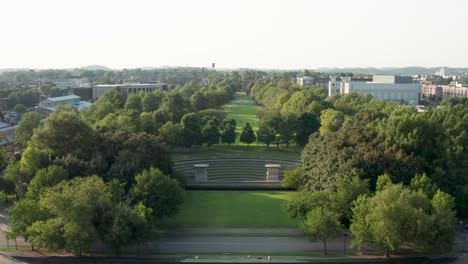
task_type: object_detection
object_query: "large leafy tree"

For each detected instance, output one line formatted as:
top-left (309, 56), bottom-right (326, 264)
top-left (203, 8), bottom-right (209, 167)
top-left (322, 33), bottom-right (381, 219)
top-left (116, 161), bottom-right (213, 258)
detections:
top-left (30, 108), bottom-right (98, 161)
top-left (239, 122), bottom-right (256, 145)
top-left (295, 112), bottom-right (320, 147)
top-left (350, 178), bottom-right (456, 256)
top-left (201, 119), bottom-right (220, 146)
top-left (15, 112), bottom-right (42, 149)
top-left (301, 207), bottom-right (342, 255)
top-left (302, 126), bottom-right (417, 191)
top-left (132, 168), bottom-right (184, 219)
top-left (25, 176), bottom-right (112, 256)
top-left (180, 113), bottom-right (203, 147)
top-left (256, 122), bottom-right (276, 147)
top-left (105, 132), bottom-right (173, 184)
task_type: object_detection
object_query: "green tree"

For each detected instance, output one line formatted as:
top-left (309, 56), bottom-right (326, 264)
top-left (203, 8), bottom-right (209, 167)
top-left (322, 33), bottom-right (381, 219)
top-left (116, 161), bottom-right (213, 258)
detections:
top-left (0, 177), bottom-right (16, 202)
top-left (201, 119), bottom-right (220, 146)
top-left (180, 113), bottom-right (202, 147)
top-left (319, 109), bottom-right (344, 135)
top-left (350, 178), bottom-right (455, 256)
top-left (124, 93), bottom-right (143, 112)
top-left (27, 176), bottom-right (112, 256)
top-left (301, 207), bottom-right (342, 255)
top-left (26, 165), bottom-right (68, 201)
top-left (220, 119), bottom-right (236, 146)
top-left (140, 112), bottom-right (157, 134)
top-left (284, 190), bottom-right (329, 219)
top-left (13, 104), bottom-right (26, 113)
top-left (282, 166), bottom-right (304, 189)
top-left (239, 122), bottom-right (256, 145)
top-left (159, 121), bottom-right (184, 146)
top-left (15, 112), bottom-right (42, 149)
top-left (295, 112), bottom-right (320, 147)
top-left (256, 122), bottom-right (276, 147)
top-left (132, 167), bottom-right (184, 219)
top-left (30, 108), bottom-right (98, 160)
top-left (142, 91), bottom-right (163, 112)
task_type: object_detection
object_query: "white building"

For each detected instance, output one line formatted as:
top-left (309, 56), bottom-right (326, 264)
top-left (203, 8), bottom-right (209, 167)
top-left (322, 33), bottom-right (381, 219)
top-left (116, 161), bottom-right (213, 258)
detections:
top-left (435, 67), bottom-right (448, 78)
top-left (328, 75), bottom-right (421, 105)
top-left (92, 83), bottom-right (167, 100)
top-left (296, 76), bottom-right (314, 86)
top-left (51, 78), bottom-right (91, 89)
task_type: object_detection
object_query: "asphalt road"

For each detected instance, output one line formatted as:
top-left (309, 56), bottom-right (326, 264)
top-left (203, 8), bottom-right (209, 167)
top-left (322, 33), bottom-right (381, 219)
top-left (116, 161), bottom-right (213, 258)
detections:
top-left (144, 236), bottom-right (348, 252)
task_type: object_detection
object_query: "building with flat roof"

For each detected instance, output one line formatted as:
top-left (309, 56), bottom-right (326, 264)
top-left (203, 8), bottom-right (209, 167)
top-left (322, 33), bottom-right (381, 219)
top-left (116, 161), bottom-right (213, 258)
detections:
top-left (39, 95), bottom-right (92, 111)
top-left (51, 78), bottom-right (90, 89)
top-left (91, 83), bottom-right (167, 100)
top-left (422, 81), bottom-right (468, 99)
top-left (328, 75), bottom-right (421, 105)
top-left (296, 77), bottom-right (331, 91)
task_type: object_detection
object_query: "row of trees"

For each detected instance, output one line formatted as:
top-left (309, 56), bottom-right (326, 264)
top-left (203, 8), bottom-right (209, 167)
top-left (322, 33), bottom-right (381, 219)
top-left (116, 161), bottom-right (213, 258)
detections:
top-left (285, 174), bottom-right (456, 255)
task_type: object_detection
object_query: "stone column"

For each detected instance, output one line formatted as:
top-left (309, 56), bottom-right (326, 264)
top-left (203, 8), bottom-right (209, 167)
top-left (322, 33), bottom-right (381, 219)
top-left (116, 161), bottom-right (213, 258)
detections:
top-left (194, 164), bottom-right (209, 181)
top-left (265, 164), bottom-right (281, 182)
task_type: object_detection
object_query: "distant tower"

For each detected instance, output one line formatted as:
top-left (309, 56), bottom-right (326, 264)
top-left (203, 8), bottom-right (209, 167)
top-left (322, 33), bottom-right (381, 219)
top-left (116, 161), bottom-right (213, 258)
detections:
top-left (212, 63), bottom-right (215, 69)
top-left (441, 66), bottom-right (447, 78)
top-left (436, 66), bottom-right (447, 78)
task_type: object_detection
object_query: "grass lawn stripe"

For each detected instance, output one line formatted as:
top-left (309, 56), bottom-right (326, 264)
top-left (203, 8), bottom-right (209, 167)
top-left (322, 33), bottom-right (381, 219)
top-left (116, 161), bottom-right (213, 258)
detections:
top-left (159, 191), bottom-right (298, 228)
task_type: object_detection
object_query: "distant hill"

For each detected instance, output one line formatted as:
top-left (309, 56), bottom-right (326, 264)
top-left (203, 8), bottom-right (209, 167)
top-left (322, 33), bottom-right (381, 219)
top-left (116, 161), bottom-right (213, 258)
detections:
top-left (79, 65), bottom-right (111, 71)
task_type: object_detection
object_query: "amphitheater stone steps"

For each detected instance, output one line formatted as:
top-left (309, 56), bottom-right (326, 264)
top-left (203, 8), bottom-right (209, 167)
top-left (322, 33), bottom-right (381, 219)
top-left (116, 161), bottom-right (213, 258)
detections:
top-left (174, 158), bottom-right (301, 183)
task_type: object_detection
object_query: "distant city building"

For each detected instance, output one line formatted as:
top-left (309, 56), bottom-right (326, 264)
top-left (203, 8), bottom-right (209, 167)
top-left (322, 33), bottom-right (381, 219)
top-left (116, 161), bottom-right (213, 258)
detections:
top-left (296, 76), bottom-right (314, 86)
top-left (422, 81), bottom-right (468, 99)
top-left (201, 78), bottom-right (210, 85)
top-left (90, 83), bottom-right (167, 100)
top-left (296, 76), bottom-right (331, 91)
top-left (51, 78), bottom-right (91, 89)
top-left (435, 67), bottom-right (448, 78)
top-left (39, 95), bottom-right (92, 111)
top-left (0, 98), bottom-right (7, 111)
top-left (329, 75), bottom-right (421, 105)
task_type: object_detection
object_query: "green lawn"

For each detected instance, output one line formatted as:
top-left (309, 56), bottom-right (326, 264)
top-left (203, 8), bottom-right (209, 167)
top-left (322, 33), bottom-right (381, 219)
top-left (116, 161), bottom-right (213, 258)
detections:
top-left (224, 92), bottom-right (261, 132)
top-left (159, 191), bottom-right (299, 228)
top-left (171, 146), bottom-right (301, 161)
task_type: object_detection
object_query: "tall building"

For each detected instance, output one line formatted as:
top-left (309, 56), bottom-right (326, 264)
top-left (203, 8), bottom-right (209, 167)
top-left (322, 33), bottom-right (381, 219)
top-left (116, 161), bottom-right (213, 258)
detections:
top-left (435, 66), bottom-right (448, 78)
top-left (328, 75), bottom-right (421, 105)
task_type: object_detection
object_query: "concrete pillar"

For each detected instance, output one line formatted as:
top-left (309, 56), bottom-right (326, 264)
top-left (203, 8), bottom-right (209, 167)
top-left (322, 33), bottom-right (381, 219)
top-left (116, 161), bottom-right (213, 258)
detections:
top-left (265, 164), bottom-right (281, 182)
top-left (194, 164), bottom-right (209, 181)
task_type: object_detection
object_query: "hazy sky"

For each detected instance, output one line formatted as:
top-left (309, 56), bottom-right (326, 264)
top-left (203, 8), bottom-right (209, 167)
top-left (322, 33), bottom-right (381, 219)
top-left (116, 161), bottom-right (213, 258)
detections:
top-left (1, 0), bottom-right (467, 69)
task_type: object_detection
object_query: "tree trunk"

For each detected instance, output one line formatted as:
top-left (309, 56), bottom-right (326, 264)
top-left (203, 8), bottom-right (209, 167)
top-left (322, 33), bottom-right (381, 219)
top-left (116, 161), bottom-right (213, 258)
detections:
top-left (323, 239), bottom-right (327, 255)
top-left (384, 247), bottom-right (390, 257)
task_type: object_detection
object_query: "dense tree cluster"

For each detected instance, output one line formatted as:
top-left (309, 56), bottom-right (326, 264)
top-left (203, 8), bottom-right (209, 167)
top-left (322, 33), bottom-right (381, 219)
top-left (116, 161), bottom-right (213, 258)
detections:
top-left (277, 88), bottom-right (466, 255)
top-left (4, 106), bottom-right (184, 255)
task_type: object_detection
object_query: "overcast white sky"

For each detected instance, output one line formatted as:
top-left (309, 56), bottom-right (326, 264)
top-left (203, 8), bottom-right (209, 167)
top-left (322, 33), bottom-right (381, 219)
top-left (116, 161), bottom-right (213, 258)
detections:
top-left (0, 0), bottom-right (467, 69)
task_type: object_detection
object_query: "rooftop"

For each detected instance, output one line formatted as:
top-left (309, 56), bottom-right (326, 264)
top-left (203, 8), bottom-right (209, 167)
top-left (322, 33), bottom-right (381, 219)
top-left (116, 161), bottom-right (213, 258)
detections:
top-left (47, 95), bottom-right (81, 102)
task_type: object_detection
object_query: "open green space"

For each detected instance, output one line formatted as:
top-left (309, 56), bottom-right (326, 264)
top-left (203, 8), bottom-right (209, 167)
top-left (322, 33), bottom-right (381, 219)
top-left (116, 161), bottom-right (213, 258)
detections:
top-left (224, 92), bottom-right (261, 132)
top-left (171, 146), bottom-right (302, 161)
top-left (159, 191), bottom-right (299, 228)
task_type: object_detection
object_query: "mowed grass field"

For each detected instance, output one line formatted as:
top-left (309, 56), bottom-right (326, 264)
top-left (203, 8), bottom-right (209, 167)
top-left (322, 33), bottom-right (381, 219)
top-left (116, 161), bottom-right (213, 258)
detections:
top-left (159, 191), bottom-right (299, 228)
top-left (224, 92), bottom-right (261, 132)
